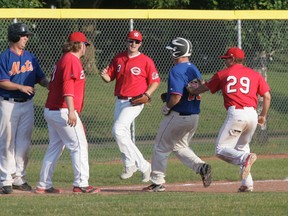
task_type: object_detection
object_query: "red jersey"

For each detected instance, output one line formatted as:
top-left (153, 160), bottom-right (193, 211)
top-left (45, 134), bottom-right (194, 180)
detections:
top-left (205, 64), bottom-right (270, 110)
top-left (107, 51), bottom-right (160, 97)
top-left (45, 52), bottom-right (86, 112)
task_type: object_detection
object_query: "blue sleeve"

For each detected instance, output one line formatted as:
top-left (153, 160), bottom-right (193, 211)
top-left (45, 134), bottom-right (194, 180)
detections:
top-left (187, 64), bottom-right (202, 83)
top-left (0, 51), bottom-right (10, 80)
top-left (168, 67), bottom-right (186, 95)
top-left (32, 55), bottom-right (46, 83)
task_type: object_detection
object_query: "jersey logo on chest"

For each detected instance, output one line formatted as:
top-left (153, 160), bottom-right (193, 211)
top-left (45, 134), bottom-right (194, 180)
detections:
top-left (130, 67), bottom-right (141, 75)
top-left (9, 60), bottom-right (33, 76)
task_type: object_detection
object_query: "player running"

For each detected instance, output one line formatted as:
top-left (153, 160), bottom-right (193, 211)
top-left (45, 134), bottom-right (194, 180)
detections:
top-left (187, 47), bottom-right (271, 192)
top-left (143, 37), bottom-right (212, 192)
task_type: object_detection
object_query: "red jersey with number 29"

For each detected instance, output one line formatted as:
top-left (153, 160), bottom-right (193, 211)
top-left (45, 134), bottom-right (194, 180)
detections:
top-left (107, 51), bottom-right (160, 97)
top-left (205, 64), bottom-right (270, 110)
top-left (45, 52), bottom-right (86, 112)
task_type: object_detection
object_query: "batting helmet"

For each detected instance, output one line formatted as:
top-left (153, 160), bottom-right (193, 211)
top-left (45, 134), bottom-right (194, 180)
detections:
top-left (166, 37), bottom-right (192, 59)
top-left (8, 23), bottom-right (33, 43)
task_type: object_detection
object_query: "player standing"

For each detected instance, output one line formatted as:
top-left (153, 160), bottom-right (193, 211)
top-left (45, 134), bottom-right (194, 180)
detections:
top-left (100, 30), bottom-right (160, 182)
top-left (187, 47), bottom-right (271, 192)
top-left (36, 32), bottom-right (100, 194)
top-left (0, 23), bottom-right (49, 194)
top-left (143, 37), bottom-right (212, 192)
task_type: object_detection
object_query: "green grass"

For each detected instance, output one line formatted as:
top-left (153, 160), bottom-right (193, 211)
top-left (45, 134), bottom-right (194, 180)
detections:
top-left (9, 59), bottom-right (287, 215)
top-left (25, 157), bottom-right (288, 189)
top-left (1, 157), bottom-right (288, 216)
top-left (1, 192), bottom-right (288, 216)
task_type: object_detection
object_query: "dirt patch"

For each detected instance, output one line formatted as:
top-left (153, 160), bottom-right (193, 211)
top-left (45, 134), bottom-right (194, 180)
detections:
top-left (2, 154), bottom-right (288, 196)
top-left (2, 179), bottom-right (287, 196)
top-left (100, 180), bottom-right (288, 194)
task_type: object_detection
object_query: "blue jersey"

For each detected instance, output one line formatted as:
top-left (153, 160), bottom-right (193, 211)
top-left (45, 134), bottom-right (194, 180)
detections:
top-left (167, 62), bottom-right (202, 114)
top-left (0, 48), bottom-right (46, 99)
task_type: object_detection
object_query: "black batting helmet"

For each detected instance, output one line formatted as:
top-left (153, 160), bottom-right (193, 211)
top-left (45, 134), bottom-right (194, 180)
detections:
top-left (166, 37), bottom-right (192, 59)
top-left (8, 23), bottom-right (33, 43)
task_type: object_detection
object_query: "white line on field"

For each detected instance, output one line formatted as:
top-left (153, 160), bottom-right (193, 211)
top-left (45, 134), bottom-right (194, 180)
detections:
top-left (101, 179), bottom-right (288, 190)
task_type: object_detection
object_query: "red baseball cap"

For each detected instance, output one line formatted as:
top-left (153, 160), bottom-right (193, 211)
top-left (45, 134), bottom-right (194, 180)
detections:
top-left (127, 30), bottom-right (143, 42)
top-left (68, 32), bottom-right (90, 46)
top-left (220, 47), bottom-right (245, 59)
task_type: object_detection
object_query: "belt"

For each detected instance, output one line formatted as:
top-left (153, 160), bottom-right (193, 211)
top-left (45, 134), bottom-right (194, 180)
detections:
top-left (117, 96), bottom-right (131, 100)
top-left (231, 106), bottom-right (255, 110)
top-left (3, 97), bottom-right (29, 103)
top-left (48, 108), bottom-right (60, 111)
top-left (179, 113), bottom-right (193, 116)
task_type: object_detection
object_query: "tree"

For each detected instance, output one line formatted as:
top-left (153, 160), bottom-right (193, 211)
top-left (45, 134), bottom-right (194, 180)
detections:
top-left (43, 0), bottom-right (105, 8)
top-left (0, 0), bottom-right (44, 8)
top-left (129, 0), bottom-right (288, 10)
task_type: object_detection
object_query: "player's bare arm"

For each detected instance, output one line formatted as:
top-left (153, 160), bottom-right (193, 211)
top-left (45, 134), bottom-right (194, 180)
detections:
top-left (258, 91), bottom-right (271, 126)
top-left (0, 80), bottom-right (34, 95)
top-left (100, 66), bottom-right (111, 82)
top-left (167, 94), bottom-right (181, 108)
top-left (145, 82), bottom-right (160, 97)
top-left (186, 83), bottom-right (209, 95)
top-left (39, 77), bottom-right (50, 89)
top-left (64, 96), bottom-right (77, 127)
top-left (162, 94), bottom-right (181, 115)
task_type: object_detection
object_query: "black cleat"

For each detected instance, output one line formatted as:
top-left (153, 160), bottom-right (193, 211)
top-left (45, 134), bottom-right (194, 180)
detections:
top-left (199, 163), bottom-right (212, 188)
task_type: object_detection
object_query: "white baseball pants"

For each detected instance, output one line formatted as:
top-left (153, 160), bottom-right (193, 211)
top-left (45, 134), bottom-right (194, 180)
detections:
top-left (112, 98), bottom-right (150, 172)
top-left (151, 111), bottom-right (205, 185)
top-left (37, 108), bottom-right (90, 189)
top-left (0, 98), bottom-right (34, 187)
top-left (215, 106), bottom-right (258, 187)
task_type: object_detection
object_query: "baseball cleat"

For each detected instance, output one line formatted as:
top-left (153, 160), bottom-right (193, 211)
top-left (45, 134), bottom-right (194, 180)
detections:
top-left (35, 187), bottom-right (62, 194)
top-left (73, 186), bottom-right (101, 193)
top-left (12, 182), bottom-right (32, 191)
top-left (199, 163), bottom-right (212, 188)
top-left (2, 186), bottom-right (13, 194)
top-left (120, 165), bottom-right (138, 180)
top-left (241, 153), bottom-right (257, 180)
top-left (238, 185), bottom-right (254, 192)
top-left (143, 183), bottom-right (166, 192)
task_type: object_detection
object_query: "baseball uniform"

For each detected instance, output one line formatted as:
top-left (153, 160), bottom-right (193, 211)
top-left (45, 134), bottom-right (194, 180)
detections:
top-left (0, 48), bottom-right (46, 187)
top-left (150, 62), bottom-right (209, 185)
top-left (107, 50), bottom-right (160, 177)
top-left (206, 63), bottom-right (270, 189)
top-left (37, 52), bottom-right (89, 189)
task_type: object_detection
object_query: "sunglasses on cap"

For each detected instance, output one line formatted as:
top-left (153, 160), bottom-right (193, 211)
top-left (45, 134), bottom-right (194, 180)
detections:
top-left (127, 39), bottom-right (141, 44)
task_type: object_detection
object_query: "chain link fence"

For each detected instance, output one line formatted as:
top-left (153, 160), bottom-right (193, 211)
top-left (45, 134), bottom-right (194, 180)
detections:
top-left (0, 9), bottom-right (287, 183)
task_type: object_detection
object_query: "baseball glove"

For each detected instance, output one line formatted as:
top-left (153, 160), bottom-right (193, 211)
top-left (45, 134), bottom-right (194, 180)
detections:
top-left (130, 92), bottom-right (151, 106)
top-left (160, 92), bottom-right (167, 103)
top-left (187, 79), bottom-right (200, 88)
top-left (186, 79), bottom-right (201, 94)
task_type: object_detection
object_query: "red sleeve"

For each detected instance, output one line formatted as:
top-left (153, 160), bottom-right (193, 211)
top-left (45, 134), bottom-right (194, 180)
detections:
top-left (205, 73), bottom-right (221, 94)
top-left (146, 57), bottom-right (160, 85)
top-left (107, 61), bottom-right (116, 81)
top-left (257, 75), bottom-right (270, 96)
top-left (62, 60), bottom-right (77, 97)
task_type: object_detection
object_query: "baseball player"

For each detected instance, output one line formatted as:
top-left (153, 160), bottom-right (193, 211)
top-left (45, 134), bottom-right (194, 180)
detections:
top-left (0, 23), bottom-right (49, 194)
top-left (187, 47), bottom-right (271, 192)
top-left (143, 37), bottom-right (212, 192)
top-left (36, 32), bottom-right (100, 194)
top-left (100, 30), bottom-right (160, 182)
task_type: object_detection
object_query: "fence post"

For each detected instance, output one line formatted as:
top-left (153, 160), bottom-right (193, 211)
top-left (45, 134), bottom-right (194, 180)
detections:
top-left (130, 19), bottom-right (136, 144)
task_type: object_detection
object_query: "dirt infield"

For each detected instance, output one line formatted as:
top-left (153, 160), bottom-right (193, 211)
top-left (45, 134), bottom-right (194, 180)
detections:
top-left (2, 179), bottom-right (288, 196)
top-left (100, 180), bottom-right (288, 194)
